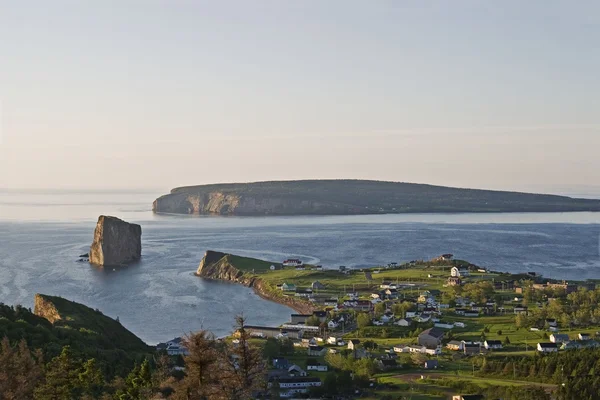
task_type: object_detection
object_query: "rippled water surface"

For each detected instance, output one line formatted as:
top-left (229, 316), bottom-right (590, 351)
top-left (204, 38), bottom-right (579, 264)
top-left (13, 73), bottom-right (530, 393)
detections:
top-left (1, 190), bottom-right (599, 343)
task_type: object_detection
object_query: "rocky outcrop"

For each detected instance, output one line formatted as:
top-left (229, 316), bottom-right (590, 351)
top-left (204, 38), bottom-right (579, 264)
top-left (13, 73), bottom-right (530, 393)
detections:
top-left (33, 293), bottom-right (62, 323)
top-left (196, 251), bottom-right (316, 314)
top-left (89, 216), bottom-right (141, 267)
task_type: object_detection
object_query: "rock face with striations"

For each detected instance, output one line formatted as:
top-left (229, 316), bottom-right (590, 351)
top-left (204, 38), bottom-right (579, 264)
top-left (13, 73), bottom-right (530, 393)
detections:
top-left (89, 216), bottom-right (142, 266)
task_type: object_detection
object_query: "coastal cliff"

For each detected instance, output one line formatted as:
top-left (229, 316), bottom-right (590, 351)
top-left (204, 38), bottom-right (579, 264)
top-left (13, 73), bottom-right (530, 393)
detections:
top-left (34, 293), bottom-right (62, 323)
top-left (153, 179), bottom-right (600, 216)
top-left (90, 216), bottom-right (142, 266)
top-left (196, 250), bottom-right (316, 314)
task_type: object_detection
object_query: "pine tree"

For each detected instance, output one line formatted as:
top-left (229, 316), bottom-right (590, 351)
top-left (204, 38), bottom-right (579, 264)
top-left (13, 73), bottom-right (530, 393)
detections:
top-left (34, 346), bottom-right (80, 400)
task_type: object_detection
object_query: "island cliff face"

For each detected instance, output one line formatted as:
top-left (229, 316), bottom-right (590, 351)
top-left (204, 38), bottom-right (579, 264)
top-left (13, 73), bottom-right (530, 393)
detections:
top-left (90, 216), bottom-right (142, 267)
top-left (153, 180), bottom-right (600, 216)
top-left (196, 250), bottom-right (316, 314)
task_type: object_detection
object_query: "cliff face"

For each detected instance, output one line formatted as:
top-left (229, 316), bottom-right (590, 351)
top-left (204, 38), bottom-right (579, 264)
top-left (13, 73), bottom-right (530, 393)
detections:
top-left (90, 216), bottom-right (142, 267)
top-left (34, 293), bottom-right (62, 323)
top-left (153, 191), bottom-right (339, 216)
top-left (196, 251), bottom-right (316, 314)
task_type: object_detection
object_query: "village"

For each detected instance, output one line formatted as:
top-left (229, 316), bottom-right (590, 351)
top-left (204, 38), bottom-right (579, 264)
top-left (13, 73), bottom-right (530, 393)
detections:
top-left (159, 254), bottom-right (600, 399)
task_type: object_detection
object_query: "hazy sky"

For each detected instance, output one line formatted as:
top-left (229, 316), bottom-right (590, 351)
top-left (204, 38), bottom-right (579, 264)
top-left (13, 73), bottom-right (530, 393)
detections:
top-left (0, 1), bottom-right (598, 192)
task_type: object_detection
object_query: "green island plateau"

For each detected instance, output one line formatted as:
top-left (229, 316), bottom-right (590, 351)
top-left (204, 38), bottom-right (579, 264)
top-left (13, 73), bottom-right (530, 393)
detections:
top-left (152, 179), bottom-right (600, 216)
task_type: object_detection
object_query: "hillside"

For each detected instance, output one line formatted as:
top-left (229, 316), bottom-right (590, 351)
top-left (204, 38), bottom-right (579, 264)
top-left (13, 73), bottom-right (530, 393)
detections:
top-left (153, 179), bottom-right (600, 216)
top-left (0, 294), bottom-right (153, 376)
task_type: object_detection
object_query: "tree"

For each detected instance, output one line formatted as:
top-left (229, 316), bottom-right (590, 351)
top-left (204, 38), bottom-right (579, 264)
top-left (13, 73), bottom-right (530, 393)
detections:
top-left (357, 313), bottom-right (372, 329)
top-left (504, 336), bottom-right (511, 345)
top-left (374, 302), bottom-right (386, 317)
top-left (497, 330), bottom-right (503, 336)
top-left (217, 315), bottom-right (265, 399)
top-left (34, 346), bottom-right (80, 400)
top-left (363, 340), bottom-right (378, 350)
top-left (306, 315), bottom-right (321, 326)
top-left (77, 359), bottom-right (106, 399)
top-left (0, 337), bottom-right (43, 400)
top-left (172, 330), bottom-right (220, 399)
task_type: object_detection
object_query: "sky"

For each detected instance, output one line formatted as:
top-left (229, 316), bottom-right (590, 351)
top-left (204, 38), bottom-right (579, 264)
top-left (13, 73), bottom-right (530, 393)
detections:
top-left (0, 1), bottom-right (599, 193)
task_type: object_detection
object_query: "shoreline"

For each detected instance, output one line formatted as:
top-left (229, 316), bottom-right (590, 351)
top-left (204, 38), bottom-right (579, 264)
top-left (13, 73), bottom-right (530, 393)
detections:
top-left (195, 274), bottom-right (316, 315)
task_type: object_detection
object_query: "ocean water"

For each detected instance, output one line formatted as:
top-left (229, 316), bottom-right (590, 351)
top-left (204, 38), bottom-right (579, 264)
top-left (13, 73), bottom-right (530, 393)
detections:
top-left (1, 190), bottom-right (600, 344)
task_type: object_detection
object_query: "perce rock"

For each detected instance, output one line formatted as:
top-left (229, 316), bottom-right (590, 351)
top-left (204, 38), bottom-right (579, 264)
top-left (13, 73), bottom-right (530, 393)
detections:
top-left (89, 215), bottom-right (141, 267)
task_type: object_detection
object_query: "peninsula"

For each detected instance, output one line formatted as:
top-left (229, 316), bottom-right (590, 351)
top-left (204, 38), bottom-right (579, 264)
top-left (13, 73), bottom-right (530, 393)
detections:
top-left (153, 179), bottom-right (600, 216)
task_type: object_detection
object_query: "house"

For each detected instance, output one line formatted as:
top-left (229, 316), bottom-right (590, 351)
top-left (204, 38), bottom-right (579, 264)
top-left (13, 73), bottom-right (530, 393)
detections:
top-left (295, 266), bottom-right (306, 271)
top-left (312, 310), bottom-right (327, 321)
top-left (328, 319), bottom-right (339, 329)
top-left (311, 281), bottom-right (326, 290)
top-left (448, 277), bottom-right (462, 286)
top-left (290, 314), bottom-right (311, 324)
top-left (537, 343), bottom-right (558, 353)
top-left (380, 281), bottom-right (393, 289)
top-left (324, 298), bottom-right (339, 307)
top-left (381, 313), bottom-right (394, 323)
top-left (454, 322), bottom-right (466, 328)
top-left (376, 359), bottom-right (398, 370)
top-left (514, 305), bottom-right (528, 315)
top-left (288, 364), bottom-right (307, 377)
top-left (371, 293), bottom-right (381, 299)
top-left (160, 337), bottom-right (190, 356)
top-left (452, 396), bottom-right (484, 400)
top-left (545, 318), bottom-right (557, 327)
top-left (314, 265), bottom-right (323, 270)
top-left (306, 360), bottom-right (328, 372)
top-left (434, 321), bottom-right (454, 329)
top-left (424, 360), bottom-right (439, 369)
top-left (327, 336), bottom-right (340, 345)
top-left (395, 318), bottom-right (413, 327)
top-left (338, 265), bottom-right (347, 273)
top-left (451, 266), bottom-right (469, 277)
top-left (348, 340), bottom-right (361, 350)
top-left (463, 343), bottom-right (483, 356)
top-left (578, 333), bottom-right (591, 340)
top-left (418, 327), bottom-right (445, 348)
top-left (484, 340), bottom-right (503, 350)
top-left (282, 258), bottom-right (303, 267)
top-left (272, 358), bottom-right (289, 370)
top-left (295, 288), bottom-right (313, 297)
top-left (447, 340), bottom-right (463, 351)
top-left (277, 377), bottom-right (322, 396)
top-left (550, 333), bottom-right (570, 343)
top-left (385, 288), bottom-right (399, 299)
top-left (463, 311), bottom-right (479, 317)
top-left (281, 283), bottom-right (296, 291)
top-left (307, 345), bottom-right (327, 357)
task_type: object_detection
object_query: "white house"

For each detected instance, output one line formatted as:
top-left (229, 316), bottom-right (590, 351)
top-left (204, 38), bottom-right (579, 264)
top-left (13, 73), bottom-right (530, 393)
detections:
top-left (451, 267), bottom-right (470, 277)
top-left (405, 311), bottom-right (418, 318)
top-left (327, 320), bottom-right (339, 329)
top-left (434, 321), bottom-right (454, 329)
top-left (578, 333), bottom-right (591, 340)
top-left (454, 322), bottom-right (466, 328)
top-left (277, 377), bottom-right (321, 397)
top-left (537, 343), bottom-right (558, 353)
top-left (306, 363), bottom-right (328, 372)
top-left (484, 340), bottom-right (503, 350)
top-left (395, 318), bottom-right (413, 327)
top-left (550, 333), bottom-right (570, 343)
top-left (288, 365), bottom-right (307, 377)
top-left (283, 259), bottom-right (303, 267)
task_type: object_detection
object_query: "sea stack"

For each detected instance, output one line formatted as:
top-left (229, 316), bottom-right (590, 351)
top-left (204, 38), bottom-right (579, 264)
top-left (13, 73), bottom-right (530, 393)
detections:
top-left (89, 216), bottom-right (142, 267)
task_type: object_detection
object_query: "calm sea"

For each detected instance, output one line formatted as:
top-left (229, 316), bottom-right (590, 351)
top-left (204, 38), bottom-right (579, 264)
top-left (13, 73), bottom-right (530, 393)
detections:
top-left (1, 189), bottom-right (599, 344)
